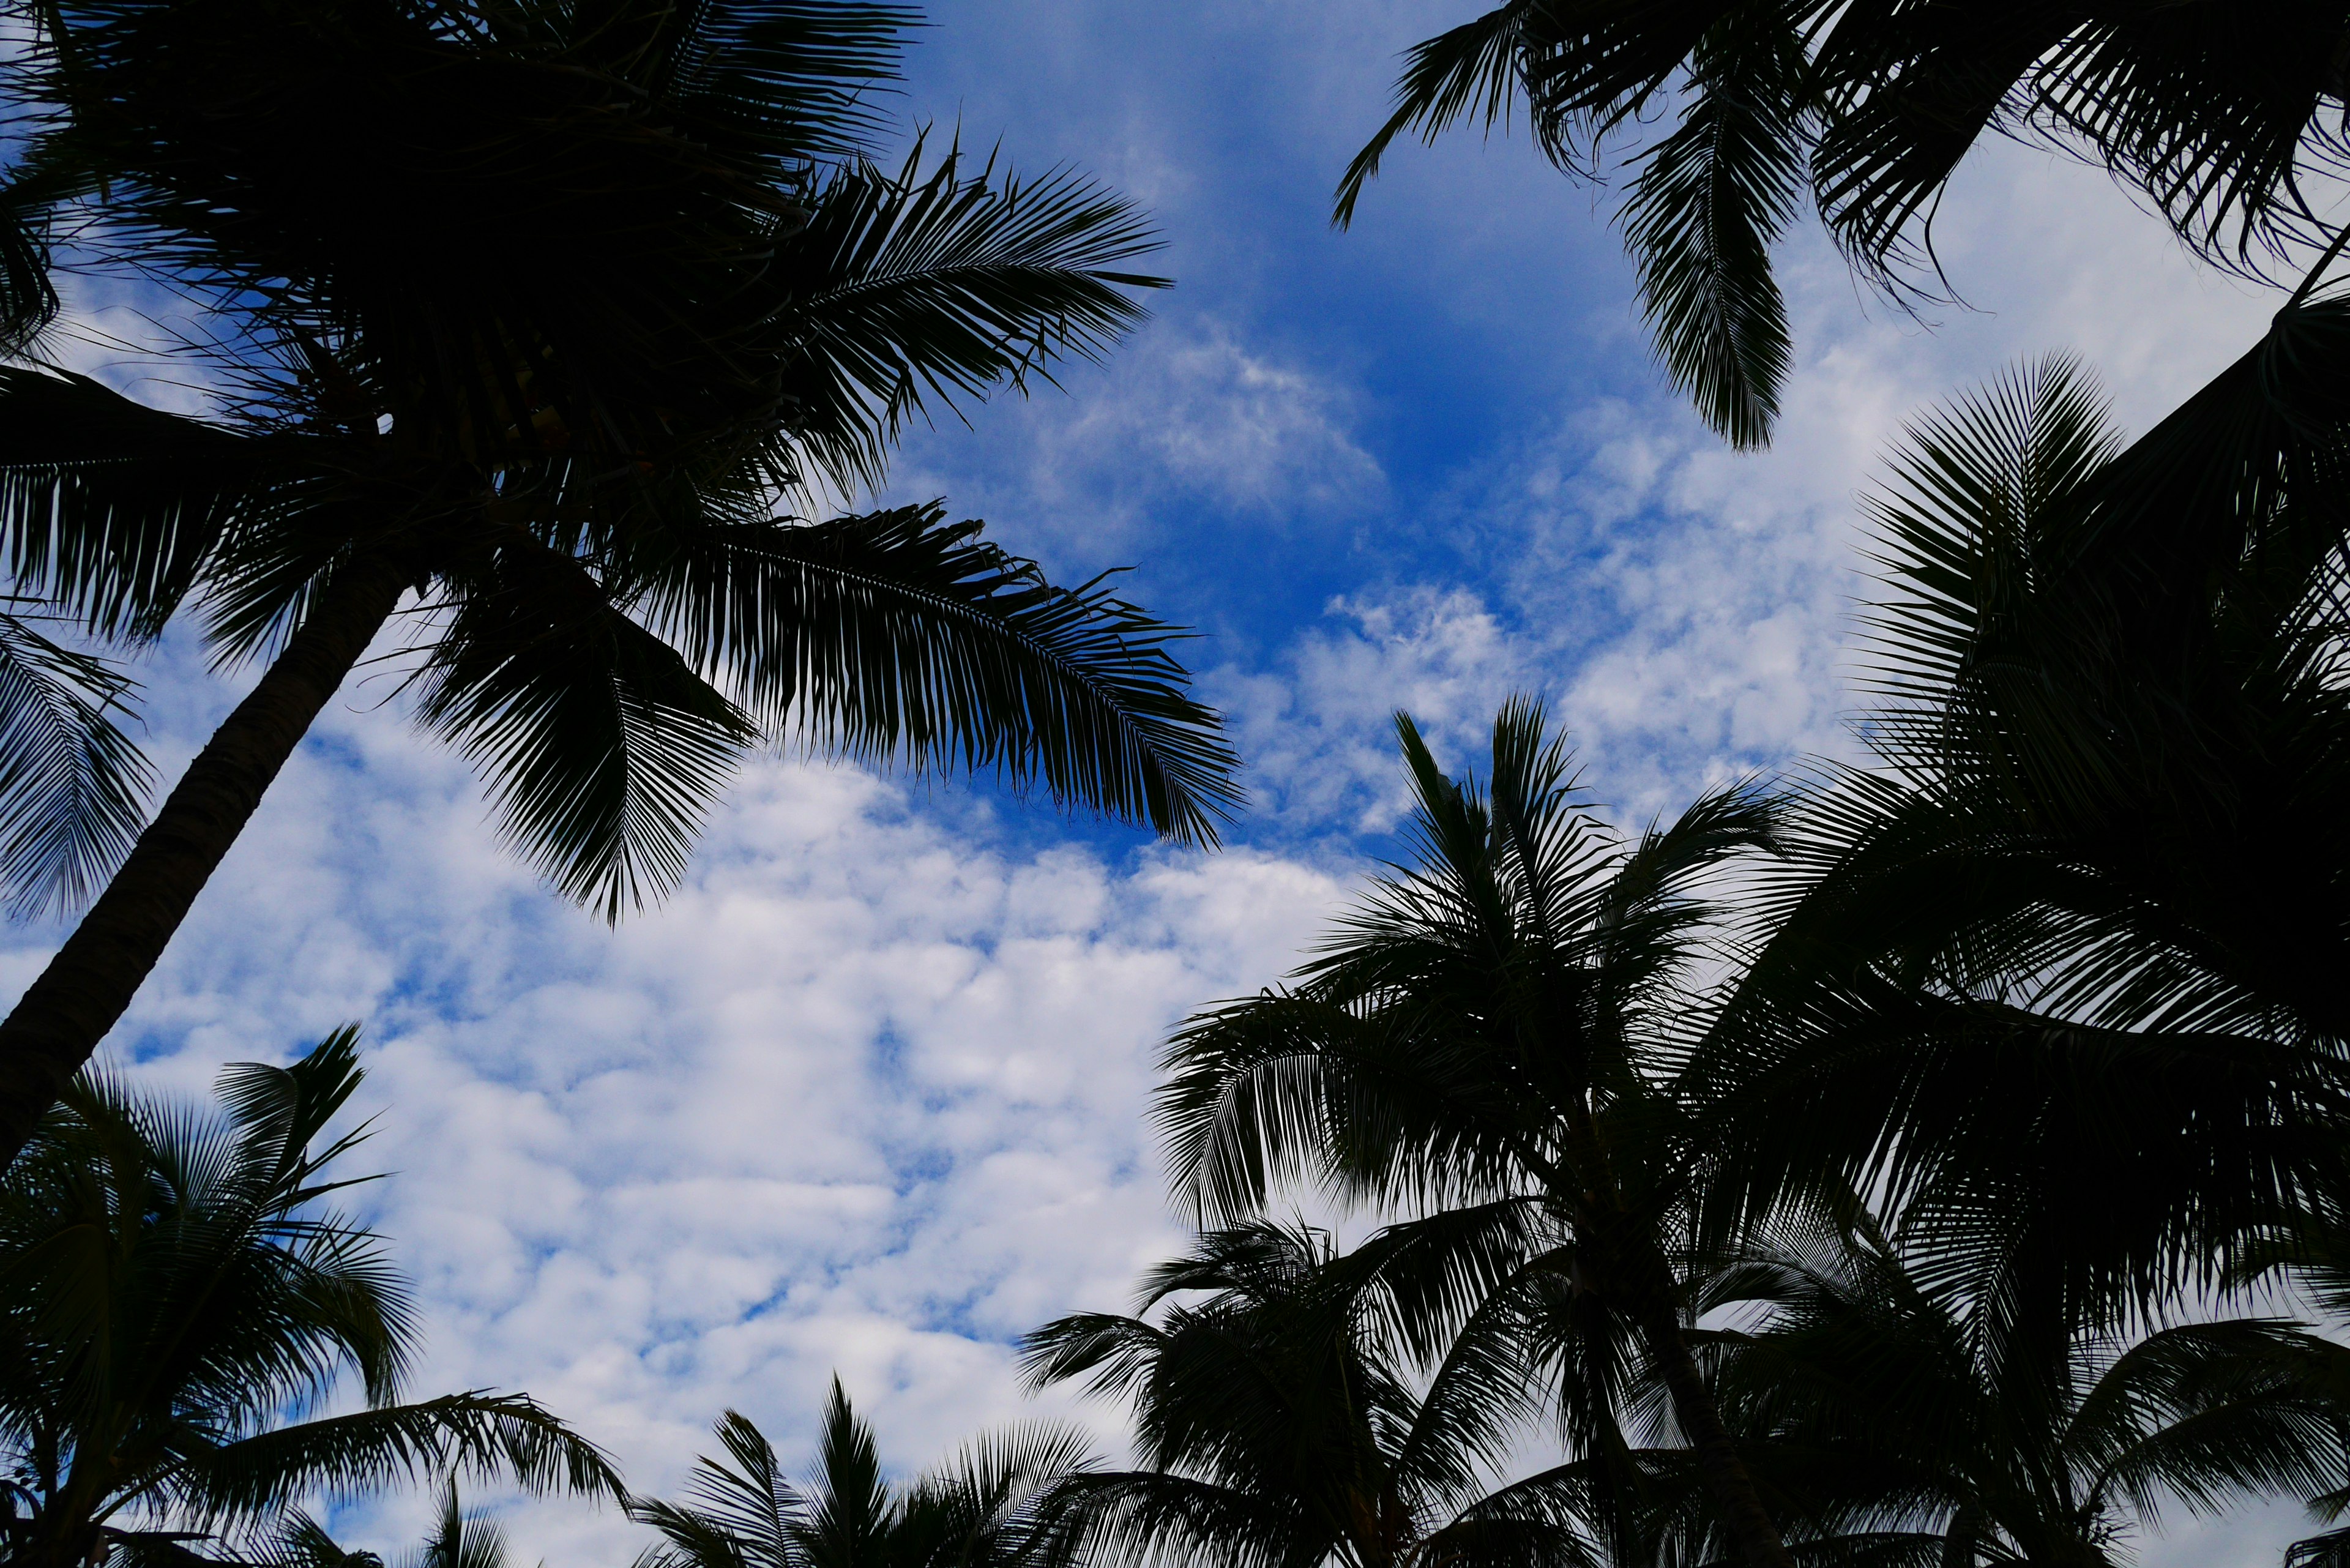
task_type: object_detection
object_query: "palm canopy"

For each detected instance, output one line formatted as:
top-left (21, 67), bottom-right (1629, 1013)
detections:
top-left (0, 1029), bottom-right (622, 1568)
top-left (0, 0), bottom-right (1239, 1165)
top-left (628, 1380), bottom-right (1095, 1568)
top-left (1022, 1219), bottom-right (1598, 1568)
top-left (1151, 701), bottom-right (1797, 1568)
top-left (1684, 304), bottom-right (2350, 1359)
top-left (1681, 1222), bottom-right (2350, 1568)
top-left (1337, 1), bottom-right (2350, 447)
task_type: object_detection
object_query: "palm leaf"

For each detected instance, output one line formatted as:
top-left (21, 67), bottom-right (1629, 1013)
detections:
top-left (409, 531), bottom-right (758, 920)
top-left (775, 141), bottom-right (1167, 495)
top-left (1616, 9), bottom-right (1805, 447)
top-left (0, 611), bottom-right (152, 918)
top-left (169, 1391), bottom-right (623, 1526)
top-left (635, 502), bottom-right (1239, 849)
top-left (0, 367), bottom-right (281, 640)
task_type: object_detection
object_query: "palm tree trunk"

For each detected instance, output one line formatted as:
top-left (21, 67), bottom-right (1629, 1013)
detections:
top-left (1627, 1284), bottom-right (1794, 1568)
top-left (0, 554), bottom-right (409, 1166)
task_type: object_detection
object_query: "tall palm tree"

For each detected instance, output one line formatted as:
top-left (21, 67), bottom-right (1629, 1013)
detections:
top-left (1684, 301), bottom-right (2350, 1362)
top-left (0, 0), bottom-right (1240, 1165)
top-left (1680, 1221), bottom-right (2350, 1568)
top-left (1335, 1), bottom-right (2350, 447)
top-left (1023, 1219), bottom-right (1600, 1568)
top-left (0, 1028), bottom-right (623, 1568)
top-left (1152, 701), bottom-right (1795, 1568)
top-left (628, 1379), bottom-right (1094, 1568)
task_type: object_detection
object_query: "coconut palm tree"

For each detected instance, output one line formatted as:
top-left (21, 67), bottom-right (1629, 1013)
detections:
top-left (0, 0), bottom-right (1240, 1165)
top-left (627, 1379), bottom-right (1094, 1568)
top-left (1023, 1219), bottom-right (1603, 1568)
top-left (0, 1028), bottom-right (622, 1568)
top-left (1335, 1), bottom-right (2350, 447)
top-left (1677, 1221), bottom-right (2350, 1568)
top-left (1152, 701), bottom-right (1794, 1568)
top-left (1683, 300), bottom-right (2350, 1365)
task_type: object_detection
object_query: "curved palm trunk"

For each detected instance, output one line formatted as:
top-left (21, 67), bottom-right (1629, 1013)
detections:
top-left (1624, 1268), bottom-right (1794, 1568)
top-left (0, 556), bottom-right (408, 1165)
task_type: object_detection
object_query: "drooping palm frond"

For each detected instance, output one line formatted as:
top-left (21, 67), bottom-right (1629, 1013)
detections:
top-left (1818, 2), bottom-right (2350, 286)
top-left (0, 610), bottom-right (151, 918)
top-left (1332, 1), bottom-right (1546, 227)
top-left (0, 367), bottom-right (286, 641)
top-left (174, 1391), bottom-right (624, 1528)
top-left (1616, 9), bottom-right (1804, 449)
top-left (635, 503), bottom-right (1240, 849)
top-left (407, 532), bottom-right (759, 921)
top-left (1343, 1), bottom-right (2350, 443)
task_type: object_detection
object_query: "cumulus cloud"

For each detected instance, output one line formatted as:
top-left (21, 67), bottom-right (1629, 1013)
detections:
top-left (1212, 586), bottom-right (1540, 837)
top-left (884, 316), bottom-right (1386, 570)
top-left (0, 660), bottom-right (1345, 1556)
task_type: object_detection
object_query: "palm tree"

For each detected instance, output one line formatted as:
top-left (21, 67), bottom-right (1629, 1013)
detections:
top-left (1152, 701), bottom-right (1795, 1568)
top-left (0, 0), bottom-right (1240, 1164)
top-left (1335, 1), bottom-right (2350, 447)
top-left (1023, 1219), bottom-right (1601, 1568)
top-left (1679, 1221), bottom-right (2350, 1568)
top-left (0, 1028), bottom-right (623, 1568)
top-left (1683, 302), bottom-right (2350, 1364)
top-left (628, 1379), bottom-right (1094, 1568)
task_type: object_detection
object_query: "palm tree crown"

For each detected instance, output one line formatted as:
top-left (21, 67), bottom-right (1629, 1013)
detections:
top-left (628, 1380), bottom-right (1095, 1568)
top-left (1685, 316), bottom-right (2350, 1363)
top-left (1690, 1222), bottom-right (2350, 1568)
top-left (1024, 1220), bottom-right (1595, 1568)
top-left (1151, 701), bottom-right (1794, 1568)
top-left (0, 1029), bottom-right (621, 1568)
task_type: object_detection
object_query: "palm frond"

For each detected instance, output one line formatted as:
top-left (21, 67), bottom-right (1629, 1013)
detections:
top-left (172, 1391), bottom-right (623, 1526)
top-left (0, 611), bottom-right (152, 919)
top-left (409, 531), bottom-right (756, 920)
top-left (1333, 2), bottom-right (1539, 226)
top-left (0, 366), bottom-right (274, 640)
top-left (1617, 9), bottom-right (1805, 449)
top-left (775, 141), bottom-right (1166, 495)
top-left (636, 502), bottom-right (1239, 849)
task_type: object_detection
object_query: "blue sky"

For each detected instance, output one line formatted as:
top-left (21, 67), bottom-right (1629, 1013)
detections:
top-left (0, 2), bottom-right (2319, 1563)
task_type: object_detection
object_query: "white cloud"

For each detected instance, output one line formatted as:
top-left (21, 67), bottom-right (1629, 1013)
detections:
top-left (0, 666), bottom-right (1346, 1557)
top-left (1214, 584), bottom-right (1543, 836)
top-left (884, 318), bottom-right (1384, 569)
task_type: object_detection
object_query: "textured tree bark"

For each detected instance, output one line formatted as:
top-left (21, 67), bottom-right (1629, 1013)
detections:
top-left (0, 556), bottom-right (409, 1166)
top-left (1629, 1275), bottom-right (1795, 1568)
